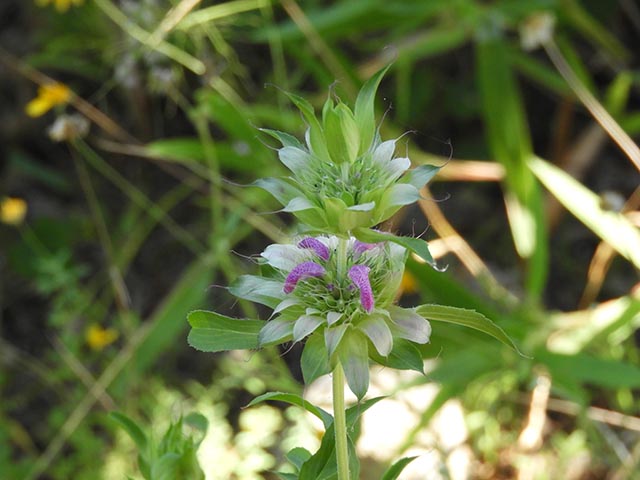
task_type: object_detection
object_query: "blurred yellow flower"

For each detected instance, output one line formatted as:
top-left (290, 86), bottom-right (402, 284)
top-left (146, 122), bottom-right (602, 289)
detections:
top-left (25, 83), bottom-right (71, 118)
top-left (86, 324), bottom-right (119, 351)
top-left (399, 271), bottom-right (418, 296)
top-left (35, 0), bottom-right (83, 12)
top-left (0, 197), bottom-right (28, 225)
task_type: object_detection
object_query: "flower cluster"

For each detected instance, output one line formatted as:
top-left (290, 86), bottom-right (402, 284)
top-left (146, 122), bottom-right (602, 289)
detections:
top-left (255, 69), bottom-right (439, 234)
top-left (231, 235), bottom-right (432, 398)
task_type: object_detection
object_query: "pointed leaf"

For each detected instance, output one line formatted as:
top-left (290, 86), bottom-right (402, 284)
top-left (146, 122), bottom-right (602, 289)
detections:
top-left (324, 323), bottom-right (348, 357)
top-left (354, 228), bottom-right (435, 266)
top-left (337, 329), bottom-right (369, 400)
top-left (229, 275), bottom-right (285, 309)
top-left (110, 412), bottom-right (148, 452)
top-left (416, 304), bottom-right (525, 355)
top-left (258, 318), bottom-right (294, 346)
top-left (388, 306), bottom-right (432, 344)
top-left (293, 315), bottom-right (325, 342)
top-left (260, 128), bottom-right (304, 149)
top-left (187, 310), bottom-right (265, 352)
top-left (284, 91), bottom-right (330, 161)
top-left (287, 447), bottom-right (312, 471)
top-left (358, 315), bottom-right (393, 356)
top-left (279, 146), bottom-right (312, 176)
top-left (355, 64), bottom-right (391, 154)
top-left (247, 392), bottom-right (333, 429)
top-left (301, 332), bottom-right (331, 385)
top-left (402, 164), bottom-right (441, 189)
top-left (253, 177), bottom-right (303, 206)
top-left (382, 456), bottom-right (419, 480)
top-left (369, 338), bottom-right (424, 373)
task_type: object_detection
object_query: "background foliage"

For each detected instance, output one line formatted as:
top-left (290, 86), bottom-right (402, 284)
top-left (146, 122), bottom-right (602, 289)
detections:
top-left (1, 0), bottom-right (639, 479)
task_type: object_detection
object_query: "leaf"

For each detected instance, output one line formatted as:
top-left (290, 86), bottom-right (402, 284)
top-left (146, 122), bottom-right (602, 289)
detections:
top-left (287, 447), bottom-right (312, 471)
top-left (529, 156), bottom-right (640, 269)
top-left (301, 332), bottom-right (331, 385)
top-left (354, 228), bottom-right (435, 266)
top-left (284, 91), bottom-right (330, 161)
top-left (415, 304), bottom-right (524, 356)
top-left (110, 412), bottom-right (148, 452)
top-left (401, 164), bottom-right (441, 189)
top-left (187, 310), bottom-right (265, 352)
top-left (252, 177), bottom-right (304, 207)
top-left (258, 318), bottom-right (294, 346)
top-left (369, 338), bottom-right (424, 374)
top-left (228, 275), bottom-right (285, 309)
top-left (354, 64), bottom-right (391, 155)
top-left (259, 128), bottom-right (305, 149)
top-left (337, 329), bottom-right (370, 400)
top-left (358, 315), bottom-right (393, 356)
top-left (388, 306), bottom-right (432, 344)
top-left (150, 453), bottom-right (180, 480)
top-left (382, 456), bottom-right (419, 480)
top-left (293, 315), bottom-right (325, 343)
top-left (247, 392), bottom-right (333, 429)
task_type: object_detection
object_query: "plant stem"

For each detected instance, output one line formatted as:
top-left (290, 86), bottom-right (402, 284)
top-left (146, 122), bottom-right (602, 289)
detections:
top-left (333, 361), bottom-right (350, 480)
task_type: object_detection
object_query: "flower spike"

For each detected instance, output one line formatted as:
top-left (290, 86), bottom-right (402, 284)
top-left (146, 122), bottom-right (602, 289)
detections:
top-left (348, 264), bottom-right (374, 312)
top-left (284, 261), bottom-right (326, 293)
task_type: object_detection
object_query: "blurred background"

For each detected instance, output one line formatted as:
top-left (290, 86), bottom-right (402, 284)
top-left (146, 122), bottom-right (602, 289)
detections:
top-left (1, 0), bottom-right (639, 479)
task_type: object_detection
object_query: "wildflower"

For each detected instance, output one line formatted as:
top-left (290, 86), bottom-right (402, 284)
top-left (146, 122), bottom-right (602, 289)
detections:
top-left (35, 0), bottom-right (83, 13)
top-left (520, 12), bottom-right (555, 51)
top-left (48, 114), bottom-right (90, 142)
top-left (25, 83), bottom-right (71, 118)
top-left (86, 324), bottom-right (119, 351)
top-left (0, 197), bottom-right (28, 225)
top-left (255, 66), bottom-right (439, 234)
top-left (231, 235), bottom-right (432, 398)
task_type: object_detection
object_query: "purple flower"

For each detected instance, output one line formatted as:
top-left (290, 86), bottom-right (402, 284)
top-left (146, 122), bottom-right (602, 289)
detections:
top-left (353, 240), bottom-right (379, 256)
top-left (298, 237), bottom-right (330, 261)
top-left (348, 265), bottom-right (374, 312)
top-left (284, 261), bottom-right (326, 293)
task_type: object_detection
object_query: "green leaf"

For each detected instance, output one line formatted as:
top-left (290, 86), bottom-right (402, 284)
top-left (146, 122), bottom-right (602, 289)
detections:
top-left (284, 91), bottom-right (330, 161)
top-left (187, 310), bottom-right (265, 352)
top-left (258, 318), bottom-right (294, 346)
top-left (355, 64), bottom-right (391, 155)
top-left (274, 473), bottom-right (298, 480)
top-left (150, 453), bottom-right (180, 480)
top-left (354, 228), bottom-right (435, 266)
top-left (247, 392), bottom-right (333, 429)
top-left (323, 103), bottom-right (360, 164)
top-left (401, 164), bottom-right (440, 189)
top-left (382, 456), bottom-right (419, 480)
top-left (287, 447), bottom-right (312, 471)
top-left (338, 329), bottom-right (370, 400)
top-left (529, 156), bottom-right (640, 269)
top-left (110, 412), bottom-right (148, 452)
top-left (538, 350), bottom-right (640, 389)
top-left (259, 128), bottom-right (305, 149)
top-left (252, 177), bottom-right (304, 207)
top-left (369, 338), bottom-right (424, 373)
top-left (228, 275), bottom-right (285, 309)
top-left (301, 332), bottom-right (331, 385)
top-left (415, 304), bottom-right (524, 356)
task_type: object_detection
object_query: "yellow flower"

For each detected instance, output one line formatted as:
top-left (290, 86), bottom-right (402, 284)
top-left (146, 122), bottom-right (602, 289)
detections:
top-left (0, 197), bottom-right (28, 225)
top-left (25, 83), bottom-right (71, 118)
top-left (86, 324), bottom-right (119, 351)
top-left (35, 0), bottom-right (83, 12)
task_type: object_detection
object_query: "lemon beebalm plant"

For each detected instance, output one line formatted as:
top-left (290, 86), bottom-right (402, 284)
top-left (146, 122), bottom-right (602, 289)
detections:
top-left (187, 66), bottom-right (520, 480)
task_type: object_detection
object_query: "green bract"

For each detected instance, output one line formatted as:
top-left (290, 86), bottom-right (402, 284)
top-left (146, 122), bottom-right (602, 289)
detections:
top-left (256, 66), bottom-right (440, 233)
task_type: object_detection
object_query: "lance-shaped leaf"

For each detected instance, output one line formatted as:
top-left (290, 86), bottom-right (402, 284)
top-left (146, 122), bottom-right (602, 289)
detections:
top-left (259, 127), bottom-right (304, 149)
top-left (354, 228), bottom-right (436, 266)
top-left (228, 275), bottom-right (285, 309)
top-left (323, 102), bottom-right (360, 164)
top-left (258, 318), bottom-right (294, 346)
top-left (382, 456), bottom-right (419, 480)
top-left (187, 310), bottom-right (265, 352)
top-left (337, 329), bottom-right (370, 400)
top-left (388, 306), bottom-right (431, 344)
top-left (401, 164), bottom-right (441, 189)
top-left (247, 391), bottom-right (333, 429)
top-left (279, 146), bottom-right (312, 176)
top-left (369, 338), bottom-right (424, 374)
top-left (358, 314), bottom-right (393, 356)
top-left (301, 332), bottom-right (331, 385)
top-left (293, 314), bottom-right (325, 342)
top-left (252, 177), bottom-right (302, 207)
top-left (415, 304), bottom-right (525, 355)
top-left (355, 64), bottom-right (391, 155)
top-left (284, 91), bottom-right (330, 161)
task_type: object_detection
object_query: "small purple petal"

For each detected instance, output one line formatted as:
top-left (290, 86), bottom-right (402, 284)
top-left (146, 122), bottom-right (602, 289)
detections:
top-left (284, 261), bottom-right (326, 293)
top-left (353, 240), bottom-right (380, 256)
top-left (298, 237), bottom-right (331, 261)
top-left (348, 265), bottom-right (374, 313)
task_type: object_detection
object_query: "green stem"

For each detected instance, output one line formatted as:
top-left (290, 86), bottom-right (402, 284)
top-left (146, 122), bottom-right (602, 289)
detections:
top-left (332, 362), bottom-right (350, 480)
